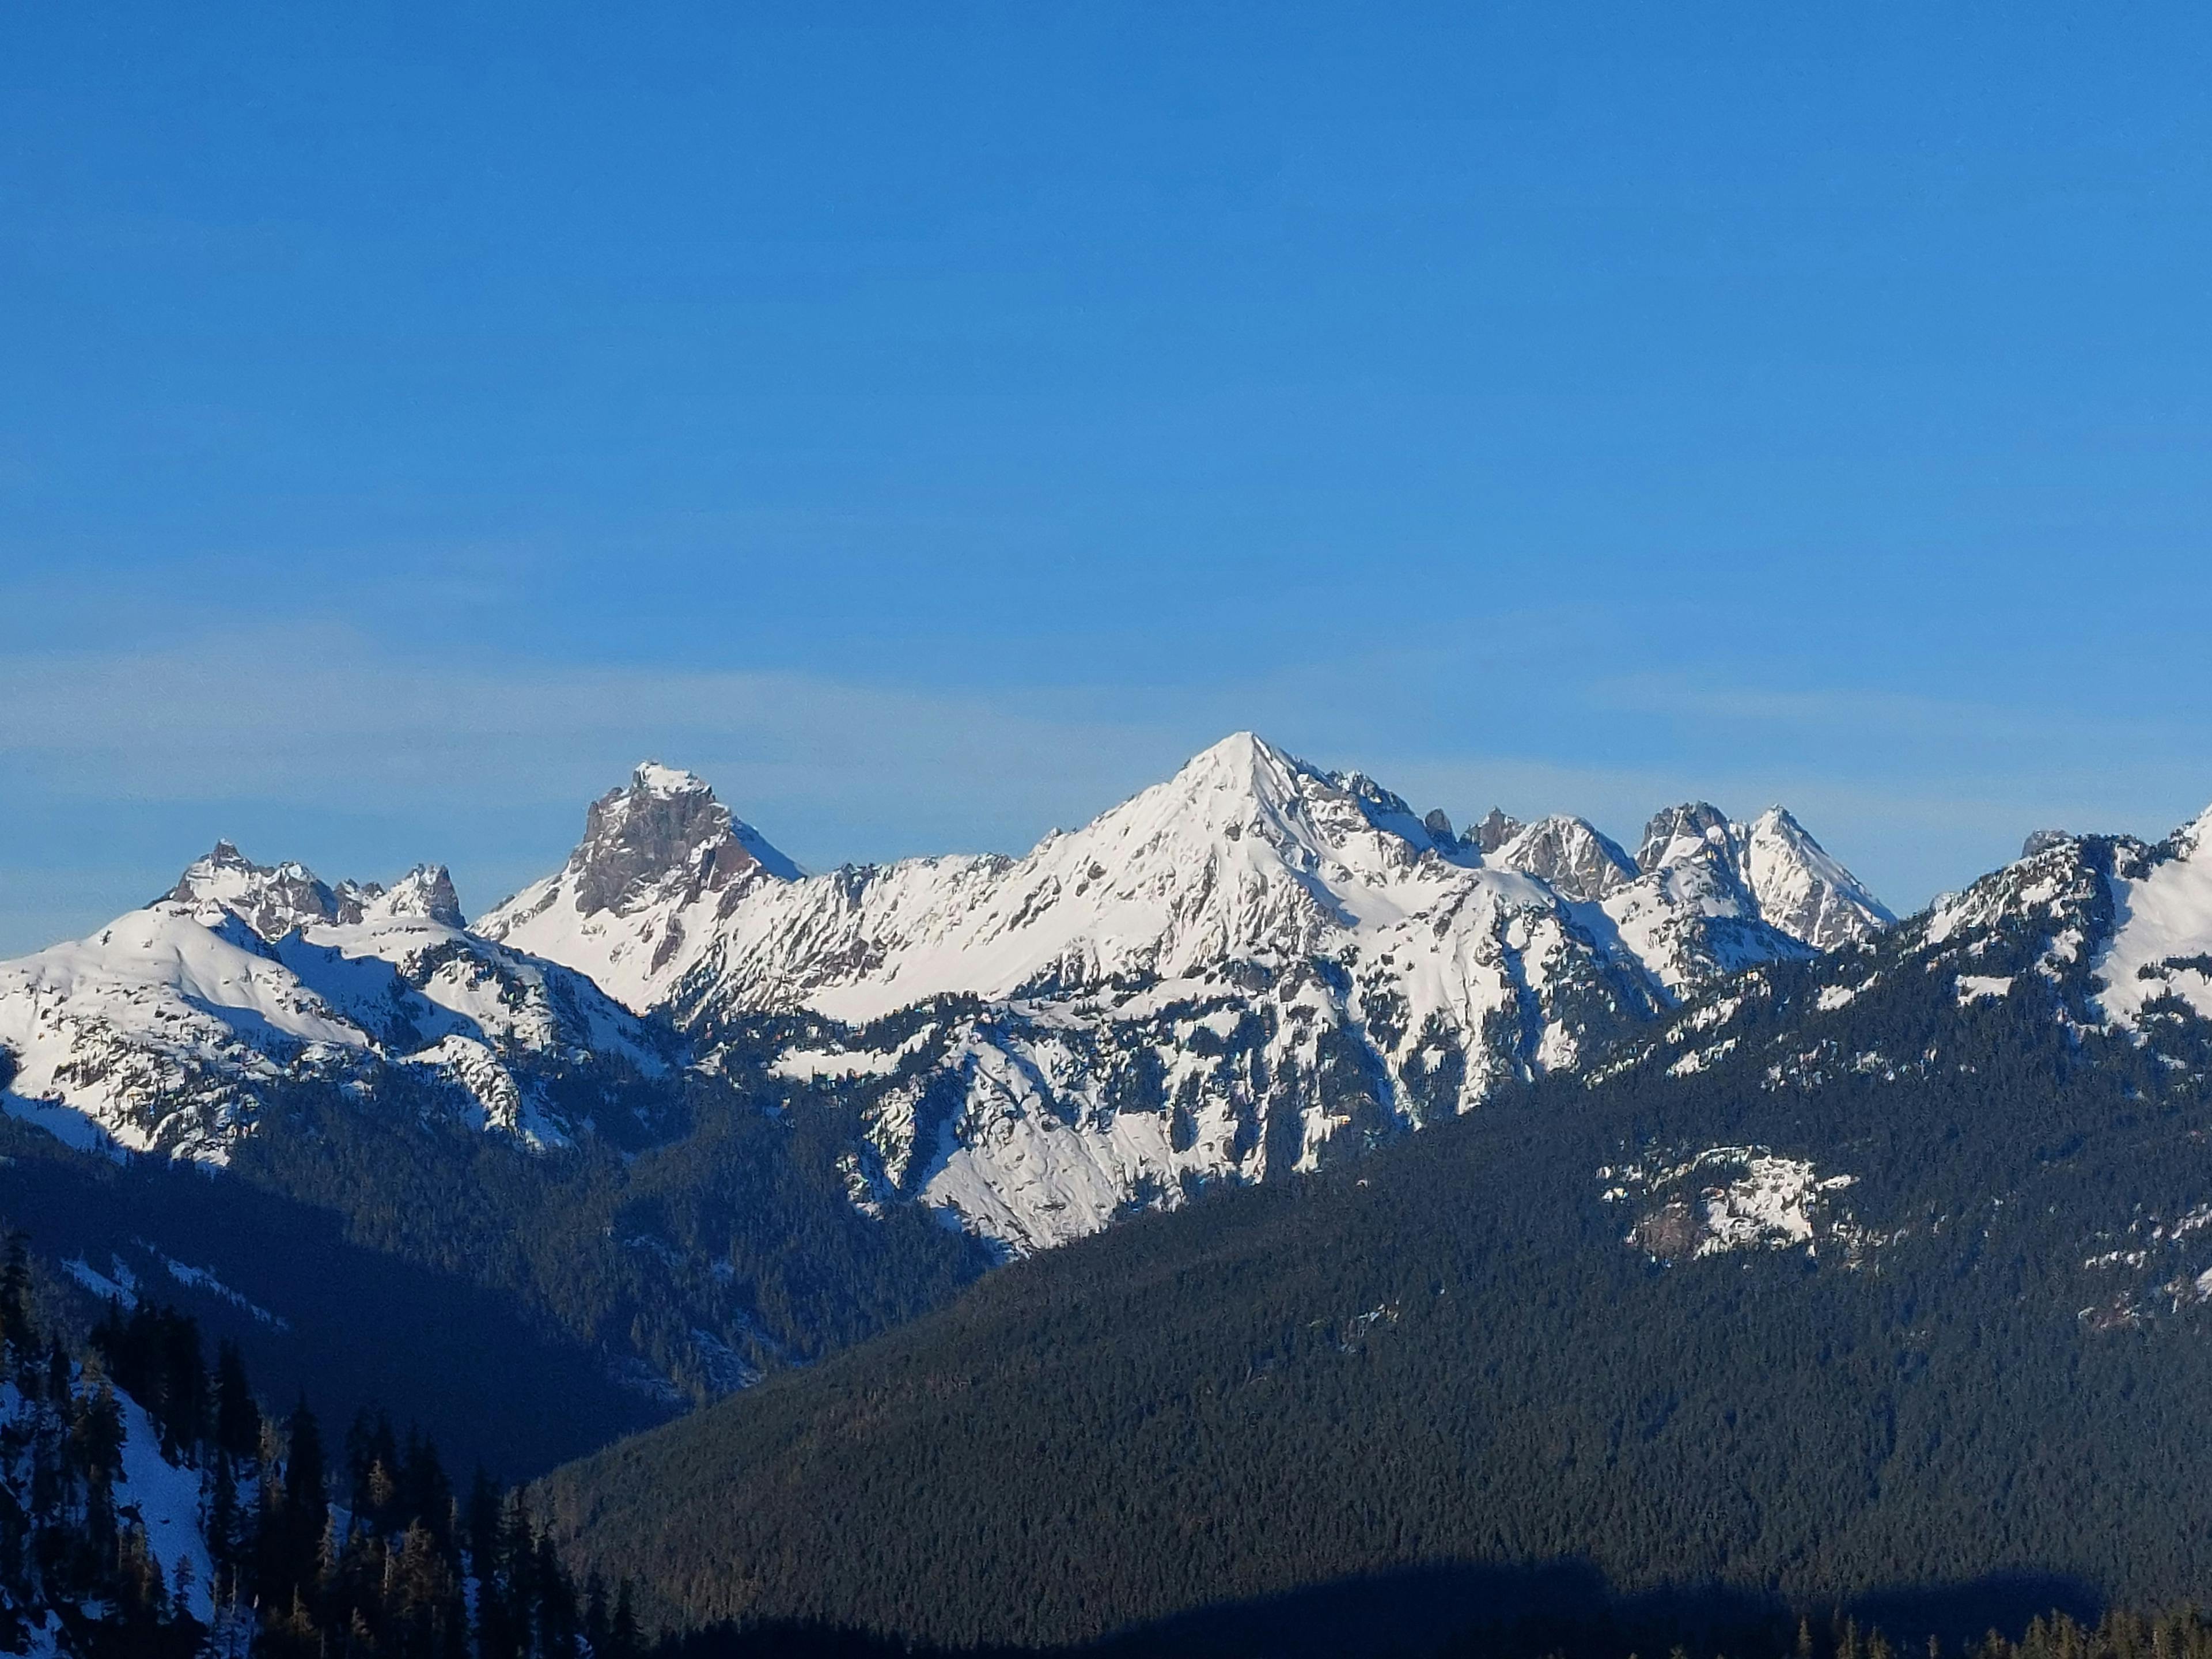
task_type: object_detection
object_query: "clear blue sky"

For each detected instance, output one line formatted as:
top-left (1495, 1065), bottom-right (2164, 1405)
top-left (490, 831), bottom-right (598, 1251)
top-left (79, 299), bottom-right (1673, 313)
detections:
top-left (6, 5), bottom-right (2212, 951)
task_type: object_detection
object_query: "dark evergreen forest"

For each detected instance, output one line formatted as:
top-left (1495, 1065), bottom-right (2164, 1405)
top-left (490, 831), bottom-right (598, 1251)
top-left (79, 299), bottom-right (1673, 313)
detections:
top-left (536, 956), bottom-right (2212, 1652)
top-left (0, 1048), bottom-right (991, 1480)
top-left (0, 1236), bottom-right (641, 1659)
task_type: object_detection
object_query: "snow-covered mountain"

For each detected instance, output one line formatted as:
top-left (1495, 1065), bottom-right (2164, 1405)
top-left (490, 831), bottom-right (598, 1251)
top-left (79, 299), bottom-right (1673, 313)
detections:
top-left (0, 734), bottom-right (1899, 1255)
top-left (1617, 800), bottom-right (2212, 1100)
top-left (478, 763), bottom-right (801, 1012)
top-left (0, 846), bottom-right (672, 1161)
top-left (164, 839), bottom-right (467, 937)
top-left (485, 733), bottom-right (1892, 1251)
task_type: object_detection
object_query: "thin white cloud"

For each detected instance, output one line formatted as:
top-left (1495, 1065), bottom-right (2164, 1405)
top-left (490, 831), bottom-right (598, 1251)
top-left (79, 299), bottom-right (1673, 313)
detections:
top-left (3, 627), bottom-right (2207, 955)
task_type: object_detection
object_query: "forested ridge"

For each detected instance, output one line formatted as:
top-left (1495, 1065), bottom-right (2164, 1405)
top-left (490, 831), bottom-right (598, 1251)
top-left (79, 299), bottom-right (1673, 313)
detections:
top-left (536, 944), bottom-right (2212, 1651)
top-left (0, 1043), bottom-right (991, 1479)
top-left (0, 1234), bottom-right (654, 1659)
top-left (648, 1606), bottom-right (2212, 1659)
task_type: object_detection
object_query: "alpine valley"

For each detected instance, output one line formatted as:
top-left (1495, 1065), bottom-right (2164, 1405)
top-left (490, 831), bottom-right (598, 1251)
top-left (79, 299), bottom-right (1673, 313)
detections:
top-left (7, 734), bottom-right (2212, 1655)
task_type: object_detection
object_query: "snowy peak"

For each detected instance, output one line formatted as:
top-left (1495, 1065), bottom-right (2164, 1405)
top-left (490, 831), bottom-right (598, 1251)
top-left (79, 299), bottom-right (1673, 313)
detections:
top-left (1148, 732), bottom-right (1327, 838)
top-left (473, 762), bottom-right (802, 1012)
top-left (1620, 802), bottom-right (1889, 952)
top-left (1494, 816), bottom-right (1638, 902)
top-left (0, 876), bottom-right (669, 1161)
top-left (359, 863), bottom-right (465, 927)
top-left (1062, 732), bottom-right (1453, 903)
top-left (161, 844), bottom-right (468, 939)
top-left (1738, 807), bottom-right (1893, 950)
top-left (1470, 808), bottom-right (1524, 855)
top-left (1637, 804), bottom-right (1733, 875)
top-left (569, 762), bottom-right (798, 918)
top-left (164, 842), bottom-right (355, 941)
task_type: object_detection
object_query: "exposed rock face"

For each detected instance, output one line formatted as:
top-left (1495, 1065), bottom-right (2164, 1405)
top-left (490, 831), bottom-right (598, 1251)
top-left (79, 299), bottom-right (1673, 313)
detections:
top-left (164, 844), bottom-right (470, 938)
top-left (476, 763), bottom-right (801, 1010)
top-left (366, 865), bottom-right (466, 928)
top-left (165, 843), bottom-right (354, 940)
top-left (1637, 802), bottom-right (1733, 874)
top-left (569, 764), bottom-right (785, 918)
top-left (1493, 816), bottom-right (1639, 902)
top-left (1469, 808), bottom-right (1524, 854)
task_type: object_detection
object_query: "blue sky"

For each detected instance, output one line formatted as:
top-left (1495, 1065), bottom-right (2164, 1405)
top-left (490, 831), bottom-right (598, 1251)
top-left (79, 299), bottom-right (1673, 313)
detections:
top-left (6, 5), bottom-right (2212, 952)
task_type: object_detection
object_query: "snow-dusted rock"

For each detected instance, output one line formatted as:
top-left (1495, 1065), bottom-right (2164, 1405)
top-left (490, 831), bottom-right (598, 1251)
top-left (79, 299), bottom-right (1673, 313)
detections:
top-left (503, 734), bottom-right (1891, 1253)
top-left (0, 850), bottom-right (671, 1160)
top-left (1492, 815), bottom-right (1638, 902)
top-left (478, 762), bottom-right (800, 1012)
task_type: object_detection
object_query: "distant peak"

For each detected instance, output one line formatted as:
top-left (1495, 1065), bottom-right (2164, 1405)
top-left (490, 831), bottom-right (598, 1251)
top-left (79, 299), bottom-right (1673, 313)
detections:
top-left (565, 763), bottom-right (797, 916)
top-left (1636, 802), bottom-right (1731, 873)
top-left (365, 863), bottom-right (465, 927)
top-left (162, 842), bottom-right (346, 942)
top-left (1469, 808), bottom-right (1523, 855)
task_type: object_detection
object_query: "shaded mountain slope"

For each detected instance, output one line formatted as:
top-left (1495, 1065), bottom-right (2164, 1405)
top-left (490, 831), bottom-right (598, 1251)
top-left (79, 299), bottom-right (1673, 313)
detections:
top-left (534, 821), bottom-right (2212, 1647)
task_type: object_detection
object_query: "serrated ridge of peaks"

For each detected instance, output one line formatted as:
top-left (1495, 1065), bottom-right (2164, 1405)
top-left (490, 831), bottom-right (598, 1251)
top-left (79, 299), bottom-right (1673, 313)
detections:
top-left (1495, 816), bottom-right (1638, 902)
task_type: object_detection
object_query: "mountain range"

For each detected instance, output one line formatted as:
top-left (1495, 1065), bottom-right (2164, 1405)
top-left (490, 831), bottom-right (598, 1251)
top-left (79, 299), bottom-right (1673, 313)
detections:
top-left (532, 802), bottom-right (2212, 1653)
top-left (2, 733), bottom-right (1888, 1253)
top-left (5, 733), bottom-right (2212, 1649)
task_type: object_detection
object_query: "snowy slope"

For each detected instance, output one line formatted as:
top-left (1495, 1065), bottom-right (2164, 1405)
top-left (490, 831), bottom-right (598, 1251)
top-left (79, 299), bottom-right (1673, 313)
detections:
top-left (526, 733), bottom-right (1893, 1253)
top-left (2092, 805), bottom-right (2212, 1029)
top-left (0, 847), bottom-right (672, 1160)
top-left (1616, 798), bottom-right (2212, 1104)
top-left (478, 763), bottom-right (800, 1012)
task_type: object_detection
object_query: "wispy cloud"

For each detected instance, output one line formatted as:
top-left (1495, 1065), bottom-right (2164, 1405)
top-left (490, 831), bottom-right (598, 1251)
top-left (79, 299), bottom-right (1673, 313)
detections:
top-left (3, 627), bottom-right (2207, 956)
top-left (0, 624), bottom-right (1209, 831)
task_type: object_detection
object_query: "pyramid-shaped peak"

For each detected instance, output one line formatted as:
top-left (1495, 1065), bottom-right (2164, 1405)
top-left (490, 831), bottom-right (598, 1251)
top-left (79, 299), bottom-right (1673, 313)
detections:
top-left (1737, 805), bottom-right (1894, 944)
top-left (1747, 804), bottom-right (1815, 838)
top-left (1637, 802), bottom-right (1732, 873)
top-left (362, 863), bottom-right (465, 927)
top-left (1171, 731), bottom-right (1300, 785)
top-left (1109, 732), bottom-right (1457, 868)
top-left (567, 762), bottom-right (797, 917)
top-left (1140, 733), bottom-right (1319, 824)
